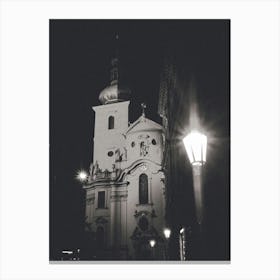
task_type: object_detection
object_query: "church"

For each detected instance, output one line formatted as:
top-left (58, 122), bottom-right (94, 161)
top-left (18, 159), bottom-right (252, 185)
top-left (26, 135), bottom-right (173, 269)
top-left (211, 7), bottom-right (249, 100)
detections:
top-left (83, 56), bottom-right (167, 260)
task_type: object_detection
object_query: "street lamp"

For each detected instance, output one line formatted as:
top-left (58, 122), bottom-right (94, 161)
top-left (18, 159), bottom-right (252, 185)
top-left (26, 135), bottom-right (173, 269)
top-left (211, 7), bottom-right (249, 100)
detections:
top-left (76, 170), bottom-right (88, 182)
top-left (179, 228), bottom-right (186, 260)
top-left (183, 130), bottom-right (207, 228)
top-left (163, 228), bottom-right (171, 239)
top-left (149, 239), bottom-right (156, 260)
top-left (183, 131), bottom-right (207, 166)
top-left (149, 239), bottom-right (156, 248)
top-left (163, 228), bottom-right (171, 260)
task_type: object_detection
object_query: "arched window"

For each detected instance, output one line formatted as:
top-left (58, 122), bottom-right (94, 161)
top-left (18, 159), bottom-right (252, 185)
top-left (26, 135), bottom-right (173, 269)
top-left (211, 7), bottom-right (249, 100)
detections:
top-left (96, 226), bottom-right (105, 249)
top-left (139, 173), bottom-right (148, 204)
top-left (108, 116), bottom-right (114, 130)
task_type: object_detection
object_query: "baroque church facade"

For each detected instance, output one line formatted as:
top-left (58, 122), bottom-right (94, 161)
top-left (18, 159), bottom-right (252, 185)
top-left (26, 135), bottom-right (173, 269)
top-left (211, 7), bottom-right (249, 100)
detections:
top-left (83, 57), bottom-right (167, 260)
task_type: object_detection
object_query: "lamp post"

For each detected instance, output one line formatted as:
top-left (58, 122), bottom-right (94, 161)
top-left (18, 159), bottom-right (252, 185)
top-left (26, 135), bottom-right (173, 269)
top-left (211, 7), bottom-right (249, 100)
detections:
top-left (163, 228), bottom-right (171, 260)
top-left (149, 239), bottom-right (156, 260)
top-left (183, 130), bottom-right (207, 230)
top-left (179, 228), bottom-right (186, 260)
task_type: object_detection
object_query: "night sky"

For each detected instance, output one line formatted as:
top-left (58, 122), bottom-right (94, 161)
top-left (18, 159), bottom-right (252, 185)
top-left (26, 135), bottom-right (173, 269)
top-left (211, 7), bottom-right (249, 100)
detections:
top-left (50, 20), bottom-right (230, 260)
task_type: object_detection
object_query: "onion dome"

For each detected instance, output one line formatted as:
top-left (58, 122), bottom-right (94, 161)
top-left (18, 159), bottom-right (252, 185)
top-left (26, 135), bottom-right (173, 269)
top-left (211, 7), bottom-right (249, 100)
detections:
top-left (99, 83), bottom-right (119, 105)
top-left (99, 57), bottom-right (131, 105)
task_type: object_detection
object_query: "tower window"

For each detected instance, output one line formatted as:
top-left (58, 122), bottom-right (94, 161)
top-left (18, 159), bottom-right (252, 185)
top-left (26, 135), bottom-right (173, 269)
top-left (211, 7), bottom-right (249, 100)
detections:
top-left (139, 173), bottom-right (148, 204)
top-left (108, 116), bottom-right (114, 130)
top-left (97, 191), bottom-right (105, 208)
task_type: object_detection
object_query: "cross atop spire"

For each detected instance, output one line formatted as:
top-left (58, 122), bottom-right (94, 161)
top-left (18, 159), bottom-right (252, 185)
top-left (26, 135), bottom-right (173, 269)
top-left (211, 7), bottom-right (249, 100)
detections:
top-left (141, 103), bottom-right (147, 117)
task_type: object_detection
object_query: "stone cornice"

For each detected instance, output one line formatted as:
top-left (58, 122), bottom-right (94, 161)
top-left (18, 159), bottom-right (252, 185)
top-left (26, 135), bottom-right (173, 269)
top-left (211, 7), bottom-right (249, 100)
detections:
top-left (117, 158), bottom-right (161, 181)
top-left (83, 159), bottom-right (163, 190)
top-left (83, 180), bottom-right (127, 190)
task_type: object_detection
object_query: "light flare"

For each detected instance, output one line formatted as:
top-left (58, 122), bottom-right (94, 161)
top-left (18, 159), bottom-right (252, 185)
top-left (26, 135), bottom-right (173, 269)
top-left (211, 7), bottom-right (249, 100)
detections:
top-left (149, 239), bottom-right (156, 248)
top-left (76, 170), bottom-right (88, 182)
top-left (163, 228), bottom-right (171, 239)
top-left (183, 131), bottom-right (207, 165)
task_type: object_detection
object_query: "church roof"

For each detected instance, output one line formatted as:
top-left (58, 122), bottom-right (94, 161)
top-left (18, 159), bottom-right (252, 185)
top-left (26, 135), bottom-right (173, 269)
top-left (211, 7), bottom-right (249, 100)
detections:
top-left (99, 83), bottom-right (131, 105)
top-left (98, 55), bottom-right (130, 105)
top-left (99, 84), bottom-right (119, 104)
top-left (125, 115), bottom-right (163, 135)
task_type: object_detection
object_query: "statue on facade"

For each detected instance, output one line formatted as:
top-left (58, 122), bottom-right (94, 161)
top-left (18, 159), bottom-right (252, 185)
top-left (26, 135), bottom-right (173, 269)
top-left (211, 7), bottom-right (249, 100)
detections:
top-left (140, 141), bottom-right (149, 156)
top-left (94, 161), bottom-right (100, 174)
top-left (116, 147), bottom-right (127, 162)
top-left (89, 162), bottom-right (94, 177)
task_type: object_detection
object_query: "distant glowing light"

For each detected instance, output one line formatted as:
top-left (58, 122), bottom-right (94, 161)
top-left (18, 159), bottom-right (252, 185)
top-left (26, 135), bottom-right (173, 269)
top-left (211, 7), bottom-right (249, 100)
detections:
top-left (62, 250), bottom-right (73, 254)
top-left (163, 228), bottom-right (171, 239)
top-left (149, 239), bottom-right (156, 248)
top-left (183, 131), bottom-right (207, 166)
top-left (77, 170), bottom-right (88, 182)
top-left (180, 228), bottom-right (185, 234)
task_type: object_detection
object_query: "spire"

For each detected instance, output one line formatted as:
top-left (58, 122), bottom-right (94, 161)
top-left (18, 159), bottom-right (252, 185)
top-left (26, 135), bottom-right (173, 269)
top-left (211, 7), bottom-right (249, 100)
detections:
top-left (98, 33), bottom-right (130, 105)
top-left (110, 34), bottom-right (119, 85)
top-left (110, 58), bottom-right (118, 85)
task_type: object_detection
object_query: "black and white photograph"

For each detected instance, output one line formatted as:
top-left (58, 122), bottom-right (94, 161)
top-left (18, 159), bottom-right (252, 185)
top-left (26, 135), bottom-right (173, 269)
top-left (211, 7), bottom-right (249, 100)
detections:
top-left (50, 20), bottom-right (230, 261)
top-left (1, 0), bottom-right (280, 279)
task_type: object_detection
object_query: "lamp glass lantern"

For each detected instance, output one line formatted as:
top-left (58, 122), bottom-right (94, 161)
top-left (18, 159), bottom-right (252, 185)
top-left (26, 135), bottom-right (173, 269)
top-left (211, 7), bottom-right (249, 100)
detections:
top-left (183, 130), bottom-right (207, 228)
top-left (183, 131), bottom-right (207, 166)
top-left (149, 239), bottom-right (156, 248)
top-left (163, 228), bottom-right (171, 239)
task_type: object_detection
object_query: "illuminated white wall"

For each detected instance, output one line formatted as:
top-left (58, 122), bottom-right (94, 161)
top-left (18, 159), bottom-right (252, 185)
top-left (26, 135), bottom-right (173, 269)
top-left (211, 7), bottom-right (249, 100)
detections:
top-left (86, 101), bottom-right (166, 259)
top-left (92, 101), bottom-right (129, 171)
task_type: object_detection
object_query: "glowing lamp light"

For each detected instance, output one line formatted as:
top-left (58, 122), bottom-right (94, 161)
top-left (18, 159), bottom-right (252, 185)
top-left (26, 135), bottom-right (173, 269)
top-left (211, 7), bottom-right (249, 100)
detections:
top-left (77, 170), bottom-right (88, 182)
top-left (149, 239), bottom-right (156, 248)
top-left (183, 131), bottom-right (207, 166)
top-left (163, 228), bottom-right (171, 239)
top-left (62, 250), bottom-right (73, 255)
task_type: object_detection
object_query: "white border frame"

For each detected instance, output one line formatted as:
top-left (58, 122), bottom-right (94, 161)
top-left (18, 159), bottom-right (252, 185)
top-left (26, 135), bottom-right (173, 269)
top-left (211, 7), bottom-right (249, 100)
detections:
top-left (0, 0), bottom-right (279, 279)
